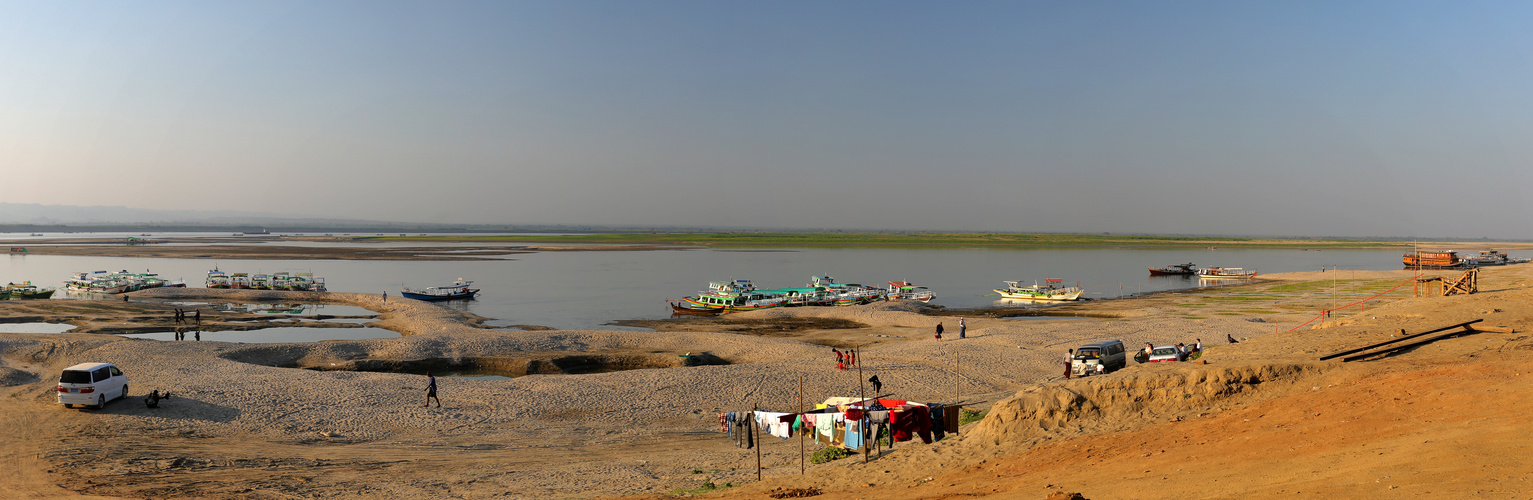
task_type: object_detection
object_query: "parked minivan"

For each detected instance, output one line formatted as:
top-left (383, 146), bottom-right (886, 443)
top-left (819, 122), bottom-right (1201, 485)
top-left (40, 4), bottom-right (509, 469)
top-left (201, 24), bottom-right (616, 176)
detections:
top-left (1073, 339), bottom-right (1128, 375)
top-left (57, 362), bottom-right (129, 409)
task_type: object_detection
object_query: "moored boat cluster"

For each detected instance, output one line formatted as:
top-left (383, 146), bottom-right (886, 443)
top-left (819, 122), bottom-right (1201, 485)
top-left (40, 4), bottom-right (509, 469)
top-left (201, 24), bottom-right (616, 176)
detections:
top-left (65, 270), bottom-right (186, 294)
top-left (671, 276), bottom-right (934, 315)
top-left (206, 270), bottom-right (327, 292)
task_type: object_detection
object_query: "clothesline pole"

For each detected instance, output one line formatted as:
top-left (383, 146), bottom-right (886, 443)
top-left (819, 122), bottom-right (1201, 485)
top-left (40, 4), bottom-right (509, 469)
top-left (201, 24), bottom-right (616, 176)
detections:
top-left (754, 404), bottom-right (762, 482)
top-left (798, 374), bottom-right (805, 475)
top-left (954, 347), bottom-right (961, 436)
top-left (855, 346), bottom-right (868, 463)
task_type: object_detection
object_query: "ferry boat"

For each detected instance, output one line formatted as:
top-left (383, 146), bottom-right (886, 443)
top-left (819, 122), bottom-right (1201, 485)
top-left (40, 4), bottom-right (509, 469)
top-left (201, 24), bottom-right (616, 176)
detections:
top-left (250, 274), bottom-right (272, 290)
top-left (884, 281), bottom-right (936, 302)
top-left (206, 270), bottom-right (231, 288)
top-left (808, 276), bottom-right (885, 306)
top-left (401, 279), bottom-right (480, 301)
top-left (229, 273), bottom-right (252, 289)
top-left (1197, 267), bottom-right (1258, 279)
top-left (995, 279), bottom-right (1084, 301)
top-left (1403, 251), bottom-right (1464, 269)
top-left (1463, 250), bottom-right (1525, 267)
top-left (1148, 263), bottom-right (1199, 276)
top-left (3, 281), bottom-right (55, 299)
top-left (675, 279), bottom-right (789, 313)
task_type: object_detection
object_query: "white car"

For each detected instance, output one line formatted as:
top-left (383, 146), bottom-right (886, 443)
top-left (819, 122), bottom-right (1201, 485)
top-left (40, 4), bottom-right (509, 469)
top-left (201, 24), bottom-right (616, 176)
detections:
top-left (57, 362), bottom-right (129, 409)
top-left (1147, 346), bottom-right (1184, 363)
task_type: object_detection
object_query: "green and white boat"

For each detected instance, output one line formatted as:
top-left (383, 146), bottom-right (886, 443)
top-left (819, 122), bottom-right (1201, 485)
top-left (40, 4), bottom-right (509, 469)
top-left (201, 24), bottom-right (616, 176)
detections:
top-left (995, 279), bottom-right (1084, 301)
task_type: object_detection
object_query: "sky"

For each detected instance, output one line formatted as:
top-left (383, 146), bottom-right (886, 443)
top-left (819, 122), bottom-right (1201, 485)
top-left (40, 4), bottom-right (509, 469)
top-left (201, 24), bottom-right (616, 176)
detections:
top-left (3, 1), bottom-right (1532, 238)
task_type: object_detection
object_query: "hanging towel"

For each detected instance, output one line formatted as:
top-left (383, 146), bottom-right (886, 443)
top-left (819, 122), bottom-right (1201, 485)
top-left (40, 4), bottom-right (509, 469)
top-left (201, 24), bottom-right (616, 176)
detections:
top-left (844, 419), bottom-right (864, 449)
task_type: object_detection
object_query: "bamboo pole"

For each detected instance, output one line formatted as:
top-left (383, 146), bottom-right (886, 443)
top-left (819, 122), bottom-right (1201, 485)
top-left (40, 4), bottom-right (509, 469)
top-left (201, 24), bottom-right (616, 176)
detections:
top-left (754, 404), bottom-right (761, 481)
top-left (798, 374), bottom-right (804, 475)
top-left (855, 346), bottom-right (868, 463)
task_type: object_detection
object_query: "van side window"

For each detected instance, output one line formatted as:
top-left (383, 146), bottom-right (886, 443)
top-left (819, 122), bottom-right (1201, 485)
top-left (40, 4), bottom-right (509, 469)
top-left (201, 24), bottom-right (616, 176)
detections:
top-left (93, 368), bottom-right (109, 382)
top-left (110, 367), bottom-right (123, 376)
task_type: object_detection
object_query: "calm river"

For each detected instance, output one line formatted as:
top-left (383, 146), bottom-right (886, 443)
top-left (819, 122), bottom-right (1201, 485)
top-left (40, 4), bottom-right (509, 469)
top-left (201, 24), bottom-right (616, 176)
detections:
top-left (1, 234), bottom-right (1468, 330)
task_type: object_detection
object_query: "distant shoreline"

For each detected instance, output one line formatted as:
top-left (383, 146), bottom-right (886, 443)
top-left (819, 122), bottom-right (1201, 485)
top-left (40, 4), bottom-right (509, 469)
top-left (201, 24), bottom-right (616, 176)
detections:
top-left (360, 232), bottom-right (1533, 250)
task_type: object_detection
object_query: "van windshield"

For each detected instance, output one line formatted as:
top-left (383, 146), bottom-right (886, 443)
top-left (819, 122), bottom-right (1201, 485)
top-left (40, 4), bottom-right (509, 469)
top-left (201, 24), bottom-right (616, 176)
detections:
top-left (59, 370), bottom-right (92, 384)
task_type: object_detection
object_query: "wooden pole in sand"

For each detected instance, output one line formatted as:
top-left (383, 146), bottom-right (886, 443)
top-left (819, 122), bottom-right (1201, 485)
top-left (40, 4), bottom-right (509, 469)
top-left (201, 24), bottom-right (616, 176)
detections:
top-left (855, 346), bottom-right (868, 463)
top-left (798, 374), bottom-right (804, 475)
top-left (754, 404), bottom-right (761, 481)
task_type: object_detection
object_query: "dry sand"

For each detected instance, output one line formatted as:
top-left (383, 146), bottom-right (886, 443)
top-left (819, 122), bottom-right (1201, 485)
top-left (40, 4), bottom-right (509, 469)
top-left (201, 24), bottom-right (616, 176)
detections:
top-left (1, 265), bottom-right (1529, 499)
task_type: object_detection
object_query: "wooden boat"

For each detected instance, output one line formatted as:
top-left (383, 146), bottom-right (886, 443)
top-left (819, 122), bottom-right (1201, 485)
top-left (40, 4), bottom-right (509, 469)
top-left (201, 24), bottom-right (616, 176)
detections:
top-left (1148, 263), bottom-right (1198, 276)
top-left (5, 282), bottom-right (56, 299)
top-left (401, 279), bottom-right (480, 301)
top-left (669, 300), bottom-right (725, 316)
top-left (677, 279), bottom-right (789, 313)
top-left (206, 270), bottom-right (231, 289)
top-left (1197, 267), bottom-right (1258, 279)
top-left (1403, 251), bottom-right (1463, 269)
top-left (995, 279), bottom-right (1084, 301)
top-left (229, 273), bottom-right (252, 289)
top-left (884, 281), bottom-right (936, 302)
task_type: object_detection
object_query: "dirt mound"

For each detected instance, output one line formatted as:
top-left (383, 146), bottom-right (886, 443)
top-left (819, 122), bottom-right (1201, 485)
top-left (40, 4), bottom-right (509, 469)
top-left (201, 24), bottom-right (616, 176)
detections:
top-left (0, 366), bottom-right (38, 386)
top-left (970, 362), bottom-right (1318, 446)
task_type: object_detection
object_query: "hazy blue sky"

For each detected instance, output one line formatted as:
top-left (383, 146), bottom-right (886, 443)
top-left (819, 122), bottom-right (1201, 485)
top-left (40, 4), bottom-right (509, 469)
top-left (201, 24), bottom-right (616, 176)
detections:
top-left (3, 1), bottom-right (1532, 237)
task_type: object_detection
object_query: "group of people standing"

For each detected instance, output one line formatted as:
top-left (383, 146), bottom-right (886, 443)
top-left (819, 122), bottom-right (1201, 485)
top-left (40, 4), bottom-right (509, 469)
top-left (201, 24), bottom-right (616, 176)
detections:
top-left (833, 348), bottom-right (857, 370)
top-left (933, 317), bottom-right (966, 341)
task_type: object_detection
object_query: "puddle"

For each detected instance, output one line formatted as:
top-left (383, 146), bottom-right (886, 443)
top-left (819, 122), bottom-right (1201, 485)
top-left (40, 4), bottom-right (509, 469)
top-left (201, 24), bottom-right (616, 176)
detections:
top-left (0, 322), bottom-right (77, 333)
top-left (117, 326), bottom-right (398, 343)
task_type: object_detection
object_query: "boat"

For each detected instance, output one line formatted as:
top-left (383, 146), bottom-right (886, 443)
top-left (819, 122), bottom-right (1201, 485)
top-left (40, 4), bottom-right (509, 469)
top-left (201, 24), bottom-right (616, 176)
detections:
top-left (4, 281), bottom-right (56, 299)
top-left (229, 273), bottom-right (252, 289)
top-left (807, 276), bottom-right (884, 306)
top-left (1464, 250), bottom-right (1519, 267)
top-left (250, 274), bottom-right (272, 290)
top-left (1403, 251), bottom-right (1464, 269)
top-left (884, 281), bottom-right (936, 302)
top-left (994, 279), bottom-right (1084, 301)
top-left (1148, 263), bottom-right (1199, 276)
top-left (206, 270), bottom-right (231, 289)
top-left (1197, 267), bottom-right (1258, 279)
top-left (677, 279), bottom-right (790, 313)
top-left (668, 300), bottom-right (726, 316)
top-left (401, 279), bottom-right (480, 301)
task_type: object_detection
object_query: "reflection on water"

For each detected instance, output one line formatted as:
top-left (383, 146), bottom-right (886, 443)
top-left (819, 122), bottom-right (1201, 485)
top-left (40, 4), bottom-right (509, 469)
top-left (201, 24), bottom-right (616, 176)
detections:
top-left (116, 326), bottom-right (398, 343)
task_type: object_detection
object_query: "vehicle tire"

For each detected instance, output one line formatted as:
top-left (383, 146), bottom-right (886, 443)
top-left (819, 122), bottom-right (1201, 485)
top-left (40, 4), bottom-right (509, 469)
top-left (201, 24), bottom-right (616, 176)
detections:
top-left (119, 385), bottom-right (128, 401)
top-left (63, 404), bottom-right (73, 409)
top-left (96, 395), bottom-right (106, 410)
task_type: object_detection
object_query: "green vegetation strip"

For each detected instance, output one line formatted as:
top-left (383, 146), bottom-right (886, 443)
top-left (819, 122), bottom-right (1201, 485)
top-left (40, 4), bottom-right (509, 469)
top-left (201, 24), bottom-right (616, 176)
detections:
top-left (364, 232), bottom-right (1417, 249)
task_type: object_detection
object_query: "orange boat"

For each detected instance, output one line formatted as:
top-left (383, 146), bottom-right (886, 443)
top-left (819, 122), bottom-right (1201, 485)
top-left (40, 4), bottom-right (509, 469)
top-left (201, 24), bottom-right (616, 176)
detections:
top-left (1403, 251), bottom-right (1464, 269)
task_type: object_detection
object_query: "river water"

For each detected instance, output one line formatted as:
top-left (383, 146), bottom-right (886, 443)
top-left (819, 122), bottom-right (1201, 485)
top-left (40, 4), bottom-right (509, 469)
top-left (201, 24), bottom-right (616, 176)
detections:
top-left (1, 234), bottom-right (1485, 330)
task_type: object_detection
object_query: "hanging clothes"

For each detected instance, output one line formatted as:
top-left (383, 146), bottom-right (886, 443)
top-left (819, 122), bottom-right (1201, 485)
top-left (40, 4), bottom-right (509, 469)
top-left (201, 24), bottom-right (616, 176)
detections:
top-left (844, 418), bottom-right (864, 449)
top-left (756, 411), bottom-right (794, 439)
top-left (930, 406), bottom-right (946, 441)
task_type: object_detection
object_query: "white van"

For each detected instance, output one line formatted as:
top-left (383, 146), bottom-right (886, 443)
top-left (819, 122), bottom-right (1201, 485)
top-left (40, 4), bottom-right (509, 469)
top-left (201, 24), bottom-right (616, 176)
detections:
top-left (1073, 340), bottom-right (1128, 376)
top-left (57, 362), bottom-right (129, 409)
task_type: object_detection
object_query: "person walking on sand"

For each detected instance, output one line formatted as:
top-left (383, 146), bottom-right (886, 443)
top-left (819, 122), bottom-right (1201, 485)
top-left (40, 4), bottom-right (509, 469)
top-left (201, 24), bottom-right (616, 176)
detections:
top-left (935, 322), bottom-right (944, 341)
top-left (834, 348), bottom-right (844, 370)
top-left (958, 317), bottom-right (967, 339)
top-left (1063, 349), bottom-right (1075, 379)
top-left (195, 309), bottom-right (201, 325)
top-left (382, 291), bottom-right (388, 303)
top-left (423, 372), bottom-right (440, 408)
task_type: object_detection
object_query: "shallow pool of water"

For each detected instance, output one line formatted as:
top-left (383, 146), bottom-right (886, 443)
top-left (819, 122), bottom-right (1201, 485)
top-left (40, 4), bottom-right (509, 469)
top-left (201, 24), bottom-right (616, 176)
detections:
top-left (116, 326), bottom-right (398, 343)
top-left (0, 322), bottom-right (76, 333)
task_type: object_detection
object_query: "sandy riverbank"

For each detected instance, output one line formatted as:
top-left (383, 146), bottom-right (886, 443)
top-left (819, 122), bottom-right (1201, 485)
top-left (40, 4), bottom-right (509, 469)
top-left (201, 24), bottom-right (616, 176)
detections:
top-left (1, 265), bottom-right (1529, 498)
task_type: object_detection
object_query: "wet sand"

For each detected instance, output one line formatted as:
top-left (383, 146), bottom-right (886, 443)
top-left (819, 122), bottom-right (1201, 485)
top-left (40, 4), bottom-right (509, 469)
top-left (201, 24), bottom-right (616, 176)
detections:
top-left (1, 265), bottom-right (1529, 498)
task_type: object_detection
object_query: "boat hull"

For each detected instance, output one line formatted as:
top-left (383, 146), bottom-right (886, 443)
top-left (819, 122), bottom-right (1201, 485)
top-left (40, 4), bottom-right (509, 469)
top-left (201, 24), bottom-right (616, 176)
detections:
top-left (994, 289), bottom-right (1084, 301)
top-left (1148, 268), bottom-right (1196, 276)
